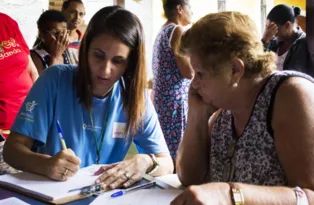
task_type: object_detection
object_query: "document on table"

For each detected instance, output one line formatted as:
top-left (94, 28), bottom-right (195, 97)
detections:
top-left (0, 197), bottom-right (30, 205)
top-left (90, 189), bottom-right (182, 205)
top-left (0, 164), bottom-right (102, 201)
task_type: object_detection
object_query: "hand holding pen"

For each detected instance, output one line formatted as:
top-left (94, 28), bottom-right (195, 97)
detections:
top-left (43, 121), bottom-right (81, 181)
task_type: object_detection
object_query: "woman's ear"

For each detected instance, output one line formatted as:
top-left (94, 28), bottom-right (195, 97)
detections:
top-left (284, 21), bottom-right (293, 31)
top-left (176, 5), bottom-right (184, 15)
top-left (231, 58), bottom-right (245, 85)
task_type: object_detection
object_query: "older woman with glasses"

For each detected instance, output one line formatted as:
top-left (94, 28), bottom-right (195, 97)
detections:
top-left (171, 12), bottom-right (314, 205)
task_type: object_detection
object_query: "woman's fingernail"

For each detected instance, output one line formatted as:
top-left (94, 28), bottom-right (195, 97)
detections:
top-left (96, 180), bottom-right (100, 183)
top-left (102, 184), bottom-right (107, 190)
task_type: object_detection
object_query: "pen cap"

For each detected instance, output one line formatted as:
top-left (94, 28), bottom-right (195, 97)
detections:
top-left (56, 121), bottom-right (64, 135)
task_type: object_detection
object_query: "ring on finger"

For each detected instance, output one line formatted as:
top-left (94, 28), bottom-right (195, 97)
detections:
top-left (63, 168), bottom-right (69, 177)
top-left (124, 173), bottom-right (130, 180)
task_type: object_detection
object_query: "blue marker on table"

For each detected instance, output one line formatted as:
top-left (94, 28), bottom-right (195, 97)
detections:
top-left (56, 120), bottom-right (67, 150)
top-left (110, 181), bottom-right (156, 198)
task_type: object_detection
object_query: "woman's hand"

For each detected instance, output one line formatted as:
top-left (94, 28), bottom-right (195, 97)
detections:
top-left (262, 22), bottom-right (278, 45)
top-left (48, 30), bottom-right (70, 63)
top-left (188, 86), bottom-right (218, 116)
top-left (94, 154), bottom-right (152, 190)
top-left (45, 148), bottom-right (81, 181)
top-left (171, 183), bottom-right (232, 205)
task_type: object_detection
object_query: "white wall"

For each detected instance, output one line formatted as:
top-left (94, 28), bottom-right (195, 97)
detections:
top-left (191, 0), bottom-right (218, 22)
top-left (125, 0), bottom-right (154, 78)
top-left (0, 0), bottom-right (48, 47)
top-left (83, 0), bottom-right (114, 23)
top-left (226, 0), bottom-right (274, 37)
top-left (226, 0), bottom-right (262, 36)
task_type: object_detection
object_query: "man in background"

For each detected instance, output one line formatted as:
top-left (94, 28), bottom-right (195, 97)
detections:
top-left (61, 0), bottom-right (85, 64)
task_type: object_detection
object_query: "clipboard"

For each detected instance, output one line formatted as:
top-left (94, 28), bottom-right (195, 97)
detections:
top-left (0, 174), bottom-right (176, 205)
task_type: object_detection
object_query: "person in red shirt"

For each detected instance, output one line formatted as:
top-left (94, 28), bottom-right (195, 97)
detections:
top-left (0, 13), bottom-right (38, 138)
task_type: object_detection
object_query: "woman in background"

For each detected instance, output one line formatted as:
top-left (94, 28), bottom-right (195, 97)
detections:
top-left (152, 0), bottom-right (194, 163)
top-left (262, 4), bottom-right (313, 76)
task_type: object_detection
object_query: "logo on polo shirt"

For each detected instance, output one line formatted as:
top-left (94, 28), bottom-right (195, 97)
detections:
top-left (25, 101), bottom-right (37, 113)
top-left (0, 37), bottom-right (22, 60)
top-left (113, 122), bottom-right (126, 138)
top-left (17, 101), bottom-right (37, 122)
top-left (82, 123), bottom-right (101, 132)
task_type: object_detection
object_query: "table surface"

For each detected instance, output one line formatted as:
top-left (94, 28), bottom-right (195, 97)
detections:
top-left (0, 174), bottom-right (182, 205)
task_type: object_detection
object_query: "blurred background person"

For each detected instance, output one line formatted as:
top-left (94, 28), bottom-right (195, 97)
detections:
top-left (61, 0), bottom-right (85, 65)
top-left (152, 0), bottom-right (194, 164)
top-left (31, 10), bottom-right (70, 75)
top-left (262, 4), bottom-right (313, 76)
top-left (0, 12), bottom-right (38, 174)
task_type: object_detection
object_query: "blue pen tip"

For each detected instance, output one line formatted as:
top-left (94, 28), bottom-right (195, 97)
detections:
top-left (56, 121), bottom-right (62, 133)
top-left (111, 191), bottom-right (124, 198)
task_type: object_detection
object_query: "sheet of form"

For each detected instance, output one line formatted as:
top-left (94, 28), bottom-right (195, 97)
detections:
top-left (90, 189), bottom-right (182, 205)
top-left (0, 197), bottom-right (30, 205)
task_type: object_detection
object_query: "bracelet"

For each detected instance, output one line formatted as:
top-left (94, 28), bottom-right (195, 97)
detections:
top-left (146, 154), bottom-right (159, 175)
top-left (229, 183), bottom-right (244, 205)
top-left (293, 187), bottom-right (309, 205)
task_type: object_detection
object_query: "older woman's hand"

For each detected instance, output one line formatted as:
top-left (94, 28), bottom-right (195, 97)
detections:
top-left (171, 183), bottom-right (232, 205)
top-left (188, 86), bottom-right (218, 116)
top-left (94, 154), bottom-right (152, 190)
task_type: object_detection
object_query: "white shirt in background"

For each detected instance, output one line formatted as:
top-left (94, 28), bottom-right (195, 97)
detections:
top-left (276, 50), bottom-right (289, 71)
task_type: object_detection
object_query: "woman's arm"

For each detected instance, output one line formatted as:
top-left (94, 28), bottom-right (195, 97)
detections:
top-left (176, 87), bottom-right (219, 186)
top-left (3, 132), bottom-right (50, 175)
top-left (170, 26), bottom-right (194, 79)
top-left (27, 55), bottom-right (39, 82)
top-left (3, 132), bottom-right (81, 181)
top-left (146, 153), bottom-right (173, 176)
top-left (30, 52), bottom-right (45, 75)
top-left (232, 77), bottom-right (314, 204)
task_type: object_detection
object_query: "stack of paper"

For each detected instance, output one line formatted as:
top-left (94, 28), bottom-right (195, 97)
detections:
top-left (0, 164), bottom-right (102, 201)
top-left (90, 189), bottom-right (183, 205)
top-left (0, 197), bottom-right (30, 205)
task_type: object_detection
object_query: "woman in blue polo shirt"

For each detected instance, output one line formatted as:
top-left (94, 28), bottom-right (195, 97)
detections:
top-left (3, 6), bottom-right (173, 190)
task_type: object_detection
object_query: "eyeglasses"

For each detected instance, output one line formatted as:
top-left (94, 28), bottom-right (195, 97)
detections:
top-left (222, 138), bottom-right (237, 181)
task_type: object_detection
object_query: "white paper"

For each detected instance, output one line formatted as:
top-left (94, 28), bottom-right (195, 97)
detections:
top-left (90, 189), bottom-right (182, 205)
top-left (0, 197), bottom-right (30, 205)
top-left (0, 164), bottom-right (103, 201)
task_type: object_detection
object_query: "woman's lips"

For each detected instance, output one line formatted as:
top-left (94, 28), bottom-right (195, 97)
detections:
top-left (97, 76), bottom-right (110, 84)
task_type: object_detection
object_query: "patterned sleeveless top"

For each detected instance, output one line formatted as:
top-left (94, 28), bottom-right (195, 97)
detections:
top-left (152, 24), bottom-right (191, 160)
top-left (31, 43), bottom-right (71, 69)
top-left (210, 71), bottom-right (314, 185)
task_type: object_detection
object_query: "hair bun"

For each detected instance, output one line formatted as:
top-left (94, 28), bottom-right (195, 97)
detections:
top-left (293, 6), bottom-right (301, 17)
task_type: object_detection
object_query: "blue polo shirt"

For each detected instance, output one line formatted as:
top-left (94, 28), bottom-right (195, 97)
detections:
top-left (11, 65), bottom-right (169, 167)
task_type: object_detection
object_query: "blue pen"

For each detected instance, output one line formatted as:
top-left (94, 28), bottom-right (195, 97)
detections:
top-left (56, 120), bottom-right (67, 150)
top-left (110, 181), bottom-right (156, 198)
